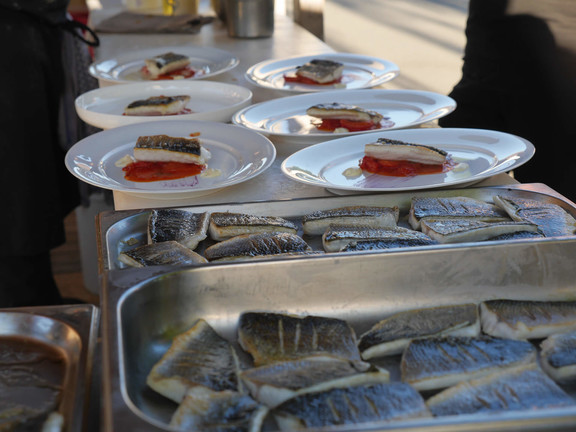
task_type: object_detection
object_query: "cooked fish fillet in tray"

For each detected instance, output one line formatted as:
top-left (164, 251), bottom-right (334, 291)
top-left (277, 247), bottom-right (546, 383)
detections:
top-left (97, 184), bottom-right (576, 273)
top-left (102, 218), bottom-right (576, 432)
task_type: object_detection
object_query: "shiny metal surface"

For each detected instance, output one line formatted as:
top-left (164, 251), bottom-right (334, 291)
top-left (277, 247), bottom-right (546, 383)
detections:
top-left (0, 305), bottom-right (99, 432)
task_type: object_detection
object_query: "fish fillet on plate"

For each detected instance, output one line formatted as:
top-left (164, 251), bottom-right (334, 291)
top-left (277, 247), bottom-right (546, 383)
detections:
top-left (124, 95), bottom-right (191, 116)
top-left (426, 364), bottom-right (575, 417)
top-left (148, 209), bottom-right (210, 250)
top-left (147, 319), bottom-right (240, 403)
top-left (133, 134), bottom-right (211, 165)
top-left (208, 212), bottom-right (298, 241)
top-left (302, 206), bottom-right (399, 235)
top-left (238, 312), bottom-right (366, 368)
top-left (408, 196), bottom-right (510, 230)
top-left (540, 331), bottom-right (576, 382)
top-left (239, 355), bottom-right (385, 408)
top-left (401, 336), bottom-right (537, 391)
top-left (494, 195), bottom-right (576, 237)
top-left (323, 225), bottom-right (436, 252)
top-left (273, 374), bottom-right (430, 430)
top-left (119, 241), bottom-right (207, 268)
top-left (169, 387), bottom-right (268, 432)
top-left (358, 304), bottom-right (480, 359)
top-left (480, 300), bottom-right (576, 340)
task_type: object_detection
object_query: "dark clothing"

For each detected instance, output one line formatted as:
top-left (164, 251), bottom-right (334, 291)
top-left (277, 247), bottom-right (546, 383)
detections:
top-left (439, 0), bottom-right (576, 201)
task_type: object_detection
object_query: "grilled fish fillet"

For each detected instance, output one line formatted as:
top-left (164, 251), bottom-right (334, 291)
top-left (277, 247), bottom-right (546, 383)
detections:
top-left (408, 196), bottom-right (510, 230)
top-left (323, 225), bottom-right (435, 252)
top-left (238, 312), bottom-right (366, 368)
top-left (295, 59), bottom-right (344, 83)
top-left (540, 331), bottom-right (576, 382)
top-left (302, 205), bottom-right (399, 235)
top-left (209, 212), bottom-right (298, 241)
top-left (365, 138), bottom-right (448, 165)
top-left (273, 376), bottom-right (430, 430)
top-left (306, 102), bottom-right (384, 123)
top-left (169, 387), bottom-right (267, 432)
top-left (480, 300), bottom-right (576, 340)
top-left (147, 319), bottom-right (240, 403)
top-left (341, 237), bottom-right (438, 251)
top-left (401, 336), bottom-right (537, 391)
top-left (118, 241), bottom-right (207, 268)
top-left (494, 195), bottom-right (576, 237)
top-left (420, 218), bottom-right (540, 244)
top-left (359, 304), bottom-right (480, 359)
top-left (203, 232), bottom-right (311, 262)
top-left (133, 134), bottom-right (211, 164)
top-left (427, 364), bottom-right (575, 417)
top-left (144, 52), bottom-right (190, 79)
top-left (124, 95), bottom-right (190, 116)
top-left (148, 209), bottom-right (210, 250)
top-left (239, 355), bottom-right (385, 408)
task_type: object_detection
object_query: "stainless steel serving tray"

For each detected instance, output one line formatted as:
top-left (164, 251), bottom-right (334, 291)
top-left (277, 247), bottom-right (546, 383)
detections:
top-left (102, 227), bottom-right (576, 432)
top-left (96, 183), bottom-right (576, 274)
top-left (0, 304), bottom-right (99, 431)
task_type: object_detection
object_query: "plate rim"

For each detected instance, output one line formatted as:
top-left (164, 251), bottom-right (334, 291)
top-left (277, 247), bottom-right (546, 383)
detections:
top-left (280, 127), bottom-right (535, 192)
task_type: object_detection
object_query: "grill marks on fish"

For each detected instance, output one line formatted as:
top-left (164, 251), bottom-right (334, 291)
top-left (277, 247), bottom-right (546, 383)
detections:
top-left (480, 300), bottom-right (576, 340)
top-left (494, 195), bottom-right (576, 237)
top-left (359, 304), bottom-right (481, 359)
top-left (148, 209), bottom-right (209, 250)
top-left (209, 212), bottom-right (298, 241)
top-left (540, 331), bottom-right (576, 382)
top-left (124, 95), bottom-right (190, 116)
top-left (401, 336), bottom-right (537, 391)
top-left (238, 312), bottom-right (365, 368)
top-left (147, 319), bottom-right (240, 404)
top-left (302, 206), bottom-right (399, 235)
top-left (365, 138), bottom-right (448, 165)
top-left (323, 225), bottom-right (436, 252)
top-left (118, 240), bottom-right (207, 268)
top-left (203, 232), bottom-right (311, 262)
top-left (426, 364), bottom-right (575, 416)
top-left (409, 196), bottom-right (510, 230)
top-left (134, 134), bottom-right (210, 165)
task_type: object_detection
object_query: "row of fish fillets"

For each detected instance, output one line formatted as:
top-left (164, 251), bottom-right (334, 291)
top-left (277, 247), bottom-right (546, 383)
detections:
top-left (145, 299), bottom-right (576, 431)
top-left (118, 195), bottom-right (576, 267)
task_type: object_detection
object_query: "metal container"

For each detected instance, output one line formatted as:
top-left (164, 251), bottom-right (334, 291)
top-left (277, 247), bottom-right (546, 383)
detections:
top-left (101, 221), bottom-right (576, 430)
top-left (0, 305), bottom-right (99, 431)
top-left (225, 0), bottom-right (274, 38)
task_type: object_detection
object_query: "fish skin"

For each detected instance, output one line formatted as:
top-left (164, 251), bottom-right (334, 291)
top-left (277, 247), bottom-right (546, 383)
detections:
top-left (427, 364), bottom-right (575, 417)
top-left (306, 102), bottom-right (384, 123)
top-left (133, 134), bottom-right (211, 164)
top-left (341, 237), bottom-right (437, 251)
top-left (144, 52), bottom-right (190, 78)
top-left (494, 195), bottom-right (576, 237)
top-left (409, 196), bottom-right (510, 230)
top-left (119, 240), bottom-right (207, 267)
top-left (209, 212), bottom-right (298, 241)
top-left (541, 331), bottom-right (576, 382)
top-left (124, 95), bottom-right (190, 116)
top-left (204, 232), bottom-right (311, 261)
top-left (359, 304), bottom-right (480, 359)
top-left (364, 138), bottom-right (448, 165)
top-left (420, 218), bottom-right (540, 244)
top-left (273, 379), bottom-right (430, 430)
top-left (480, 300), bottom-right (576, 340)
top-left (401, 336), bottom-right (537, 391)
top-left (302, 205), bottom-right (399, 235)
top-left (147, 319), bottom-right (239, 403)
top-left (239, 355), bottom-right (385, 408)
top-left (169, 387), bottom-right (267, 432)
top-left (295, 59), bottom-right (344, 83)
top-left (148, 209), bottom-right (210, 250)
top-left (238, 312), bottom-right (365, 368)
top-left (322, 225), bottom-right (435, 252)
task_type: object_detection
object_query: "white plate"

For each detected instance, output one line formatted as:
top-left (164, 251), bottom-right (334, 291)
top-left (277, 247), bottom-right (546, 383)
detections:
top-left (232, 89), bottom-right (456, 145)
top-left (75, 81), bottom-right (253, 129)
top-left (281, 128), bottom-right (535, 193)
top-left (245, 53), bottom-right (400, 92)
top-left (65, 120), bottom-right (276, 200)
top-left (89, 46), bottom-right (239, 85)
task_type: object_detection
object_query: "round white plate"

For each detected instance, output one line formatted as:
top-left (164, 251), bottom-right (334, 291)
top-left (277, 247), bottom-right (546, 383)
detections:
top-left (281, 128), bottom-right (535, 193)
top-left (89, 46), bottom-right (239, 85)
top-left (232, 89), bottom-right (456, 145)
top-left (75, 81), bottom-right (253, 129)
top-left (245, 53), bottom-right (400, 92)
top-left (65, 120), bottom-right (276, 200)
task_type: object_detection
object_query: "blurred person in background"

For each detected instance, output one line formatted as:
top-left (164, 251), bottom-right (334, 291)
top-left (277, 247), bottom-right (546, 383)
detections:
top-left (440, 0), bottom-right (576, 202)
top-left (0, 0), bottom-right (98, 307)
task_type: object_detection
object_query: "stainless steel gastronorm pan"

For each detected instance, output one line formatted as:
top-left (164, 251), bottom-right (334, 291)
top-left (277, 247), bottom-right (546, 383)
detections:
top-left (97, 183), bottom-right (576, 274)
top-left (102, 225), bottom-right (576, 432)
top-left (0, 305), bottom-right (99, 432)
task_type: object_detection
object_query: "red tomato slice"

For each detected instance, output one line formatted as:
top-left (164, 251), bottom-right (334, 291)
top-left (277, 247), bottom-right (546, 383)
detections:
top-left (339, 119), bottom-right (380, 132)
